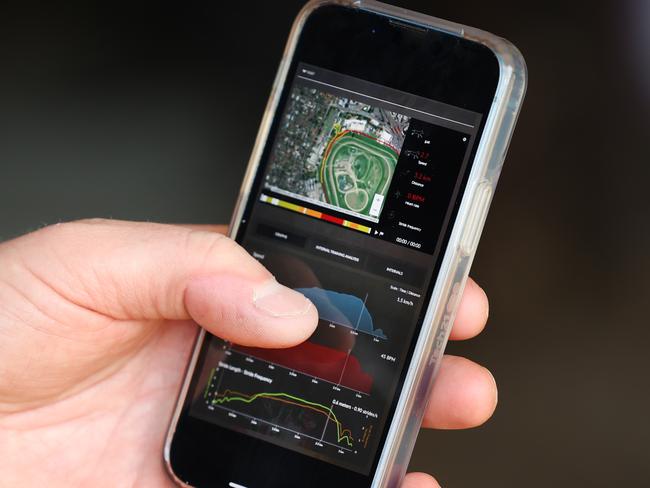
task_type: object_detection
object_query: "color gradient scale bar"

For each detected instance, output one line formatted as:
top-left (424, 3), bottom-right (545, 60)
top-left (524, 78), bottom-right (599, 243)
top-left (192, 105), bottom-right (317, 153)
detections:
top-left (260, 194), bottom-right (372, 234)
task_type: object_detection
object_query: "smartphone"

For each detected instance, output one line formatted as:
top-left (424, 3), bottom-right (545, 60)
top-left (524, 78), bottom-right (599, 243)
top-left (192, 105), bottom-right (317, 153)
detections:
top-left (165, 1), bottom-right (526, 486)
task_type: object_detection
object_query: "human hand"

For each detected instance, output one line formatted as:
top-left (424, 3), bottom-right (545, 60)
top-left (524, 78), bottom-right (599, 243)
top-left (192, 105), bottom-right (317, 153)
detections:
top-left (0, 220), bottom-right (495, 487)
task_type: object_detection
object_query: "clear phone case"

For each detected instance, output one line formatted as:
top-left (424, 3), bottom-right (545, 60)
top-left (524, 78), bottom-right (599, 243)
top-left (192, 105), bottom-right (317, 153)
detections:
top-left (165, 1), bottom-right (526, 486)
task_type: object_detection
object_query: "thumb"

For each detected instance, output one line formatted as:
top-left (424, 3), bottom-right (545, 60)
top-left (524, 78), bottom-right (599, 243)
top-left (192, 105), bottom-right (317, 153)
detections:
top-left (6, 219), bottom-right (317, 348)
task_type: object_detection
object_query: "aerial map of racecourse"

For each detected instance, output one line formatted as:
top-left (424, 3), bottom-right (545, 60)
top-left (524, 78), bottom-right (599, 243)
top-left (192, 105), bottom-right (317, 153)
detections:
top-left (265, 85), bottom-right (410, 221)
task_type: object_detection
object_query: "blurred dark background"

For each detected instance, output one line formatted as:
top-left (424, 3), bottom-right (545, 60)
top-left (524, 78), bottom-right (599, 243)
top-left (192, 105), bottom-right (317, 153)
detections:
top-left (1, 1), bottom-right (649, 486)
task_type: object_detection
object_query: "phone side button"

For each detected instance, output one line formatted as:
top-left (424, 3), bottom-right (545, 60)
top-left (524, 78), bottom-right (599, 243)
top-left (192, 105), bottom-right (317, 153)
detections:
top-left (459, 183), bottom-right (492, 256)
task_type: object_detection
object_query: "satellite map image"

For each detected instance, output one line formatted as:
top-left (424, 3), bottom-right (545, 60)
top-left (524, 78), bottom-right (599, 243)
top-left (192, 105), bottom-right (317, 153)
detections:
top-left (265, 85), bottom-right (410, 221)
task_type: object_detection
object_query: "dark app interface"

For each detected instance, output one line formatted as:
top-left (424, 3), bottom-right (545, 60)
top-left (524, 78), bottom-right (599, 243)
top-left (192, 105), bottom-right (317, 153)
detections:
top-left (189, 64), bottom-right (481, 475)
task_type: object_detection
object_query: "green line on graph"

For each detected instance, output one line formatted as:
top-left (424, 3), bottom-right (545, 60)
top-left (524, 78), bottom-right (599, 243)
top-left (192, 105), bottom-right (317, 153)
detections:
top-left (212, 390), bottom-right (354, 447)
top-left (204, 368), bottom-right (216, 399)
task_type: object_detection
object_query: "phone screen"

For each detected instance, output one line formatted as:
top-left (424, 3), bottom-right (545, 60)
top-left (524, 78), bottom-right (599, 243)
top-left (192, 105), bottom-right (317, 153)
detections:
top-left (170, 5), bottom-right (499, 487)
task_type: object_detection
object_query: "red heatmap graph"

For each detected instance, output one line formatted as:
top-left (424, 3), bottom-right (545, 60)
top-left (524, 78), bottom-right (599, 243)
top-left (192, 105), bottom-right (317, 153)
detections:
top-left (236, 341), bottom-right (373, 395)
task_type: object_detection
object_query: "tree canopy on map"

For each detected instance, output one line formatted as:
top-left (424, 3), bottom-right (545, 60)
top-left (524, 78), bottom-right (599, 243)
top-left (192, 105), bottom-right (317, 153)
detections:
top-left (265, 85), bottom-right (410, 221)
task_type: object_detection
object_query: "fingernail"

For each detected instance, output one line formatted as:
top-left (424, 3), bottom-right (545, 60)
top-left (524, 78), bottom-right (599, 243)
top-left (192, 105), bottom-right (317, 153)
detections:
top-left (253, 279), bottom-right (313, 318)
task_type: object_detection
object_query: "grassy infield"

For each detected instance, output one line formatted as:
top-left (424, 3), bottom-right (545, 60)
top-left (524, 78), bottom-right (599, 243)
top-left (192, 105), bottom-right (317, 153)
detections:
top-left (321, 131), bottom-right (397, 216)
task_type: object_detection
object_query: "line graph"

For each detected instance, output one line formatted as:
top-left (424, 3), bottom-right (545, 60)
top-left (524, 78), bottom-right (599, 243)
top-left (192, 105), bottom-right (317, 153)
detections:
top-left (199, 342), bottom-right (383, 460)
top-left (212, 389), bottom-right (354, 447)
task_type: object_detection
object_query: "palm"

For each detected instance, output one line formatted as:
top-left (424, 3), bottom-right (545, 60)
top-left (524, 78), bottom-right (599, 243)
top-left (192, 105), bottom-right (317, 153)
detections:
top-left (1, 312), bottom-right (197, 487)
